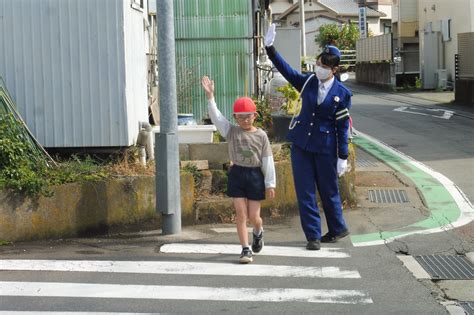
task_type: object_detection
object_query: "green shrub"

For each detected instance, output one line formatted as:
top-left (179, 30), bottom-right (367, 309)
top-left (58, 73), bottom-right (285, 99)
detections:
top-left (182, 163), bottom-right (203, 187)
top-left (253, 97), bottom-right (273, 131)
top-left (415, 77), bottom-right (422, 89)
top-left (0, 112), bottom-right (49, 195)
top-left (0, 111), bottom-right (107, 196)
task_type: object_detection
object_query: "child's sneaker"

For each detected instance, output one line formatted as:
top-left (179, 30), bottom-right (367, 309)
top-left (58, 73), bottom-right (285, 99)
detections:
top-left (239, 247), bottom-right (253, 264)
top-left (252, 231), bottom-right (264, 253)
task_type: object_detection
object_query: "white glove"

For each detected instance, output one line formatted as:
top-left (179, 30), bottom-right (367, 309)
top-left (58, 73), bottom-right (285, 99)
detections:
top-left (337, 158), bottom-right (348, 177)
top-left (264, 24), bottom-right (276, 47)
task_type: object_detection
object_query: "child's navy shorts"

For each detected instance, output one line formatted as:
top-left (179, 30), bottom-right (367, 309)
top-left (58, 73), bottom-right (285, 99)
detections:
top-left (227, 165), bottom-right (266, 201)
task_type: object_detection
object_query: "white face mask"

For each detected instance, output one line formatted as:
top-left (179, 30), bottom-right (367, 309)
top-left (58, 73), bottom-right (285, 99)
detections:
top-left (315, 65), bottom-right (332, 81)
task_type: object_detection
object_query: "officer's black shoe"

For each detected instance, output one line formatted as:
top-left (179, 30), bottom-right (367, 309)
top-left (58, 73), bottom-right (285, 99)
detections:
top-left (321, 230), bottom-right (350, 243)
top-left (306, 240), bottom-right (321, 250)
top-left (251, 231), bottom-right (264, 253)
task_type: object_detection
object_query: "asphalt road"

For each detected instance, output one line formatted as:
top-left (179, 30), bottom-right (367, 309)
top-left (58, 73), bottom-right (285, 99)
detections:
top-left (0, 82), bottom-right (472, 314)
top-left (0, 220), bottom-right (448, 314)
top-left (347, 82), bottom-right (474, 204)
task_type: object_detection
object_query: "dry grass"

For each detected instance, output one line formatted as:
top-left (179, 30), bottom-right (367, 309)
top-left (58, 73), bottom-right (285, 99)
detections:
top-left (273, 143), bottom-right (291, 161)
top-left (106, 148), bottom-right (155, 176)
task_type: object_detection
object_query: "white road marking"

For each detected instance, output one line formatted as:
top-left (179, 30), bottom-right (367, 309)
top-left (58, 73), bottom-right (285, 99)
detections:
top-left (0, 281), bottom-right (373, 304)
top-left (393, 106), bottom-right (454, 119)
top-left (467, 252), bottom-right (474, 264)
top-left (0, 259), bottom-right (360, 278)
top-left (353, 130), bottom-right (474, 247)
top-left (0, 313), bottom-right (156, 315)
top-left (211, 227), bottom-right (252, 233)
top-left (160, 243), bottom-right (350, 258)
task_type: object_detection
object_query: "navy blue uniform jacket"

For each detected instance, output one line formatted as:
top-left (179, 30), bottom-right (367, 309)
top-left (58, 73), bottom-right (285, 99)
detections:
top-left (266, 46), bottom-right (352, 159)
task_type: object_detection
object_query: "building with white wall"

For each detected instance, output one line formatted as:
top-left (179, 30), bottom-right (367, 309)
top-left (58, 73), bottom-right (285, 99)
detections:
top-left (418, 0), bottom-right (474, 89)
top-left (270, 0), bottom-right (388, 56)
top-left (391, 0), bottom-right (420, 83)
top-left (366, 0), bottom-right (393, 34)
top-left (0, 0), bottom-right (150, 148)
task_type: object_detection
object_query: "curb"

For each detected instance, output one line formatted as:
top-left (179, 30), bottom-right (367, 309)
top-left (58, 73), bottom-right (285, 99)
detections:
top-left (350, 129), bottom-right (474, 246)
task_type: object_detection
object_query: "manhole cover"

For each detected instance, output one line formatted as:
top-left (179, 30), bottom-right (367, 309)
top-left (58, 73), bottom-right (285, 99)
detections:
top-left (460, 302), bottom-right (474, 315)
top-left (414, 255), bottom-right (474, 280)
top-left (356, 158), bottom-right (379, 168)
top-left (368, 189), bottom-right (409, 203)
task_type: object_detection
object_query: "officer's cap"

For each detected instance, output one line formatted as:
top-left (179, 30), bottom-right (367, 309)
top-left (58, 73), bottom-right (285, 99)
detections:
top-left (323, 45), bottom-right (341, 58)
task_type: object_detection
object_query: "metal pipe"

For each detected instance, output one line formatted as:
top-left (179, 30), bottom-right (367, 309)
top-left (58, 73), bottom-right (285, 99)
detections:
top-left (156, 0), bottom-right (181, 235)
top-left (299, 0), bottom-right (306, 57)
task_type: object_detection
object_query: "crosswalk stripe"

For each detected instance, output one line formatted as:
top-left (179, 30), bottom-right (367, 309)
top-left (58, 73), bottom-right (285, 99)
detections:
top-left (0, 259), bottom-right (360, 279)
top-left (160, 243), bottom-right (349, 258)
top-left (0, 281), bottom-right (373, 304)
top-left (0, 312), bottom-right (157, 315)
top-left (211, 227), bottom-right (252, 233)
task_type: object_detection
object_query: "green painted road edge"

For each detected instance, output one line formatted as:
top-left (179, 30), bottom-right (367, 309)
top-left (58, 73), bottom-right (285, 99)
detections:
top-left (350, 135), bottom-right (461, 244)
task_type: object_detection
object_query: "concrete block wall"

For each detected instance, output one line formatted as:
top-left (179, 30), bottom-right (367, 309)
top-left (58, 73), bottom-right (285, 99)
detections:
top-left (1, 143), bottom-right (356, 242)
top-left (455, 79), bottom-right (474, 106)
top-left (0, 174), bottom-right (195, 242)
top-left (355, 63), bottom-right (396, 89)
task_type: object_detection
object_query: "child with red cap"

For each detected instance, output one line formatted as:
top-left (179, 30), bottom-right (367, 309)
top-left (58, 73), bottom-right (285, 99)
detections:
top-left (201, 76), bottom-right (276, 264)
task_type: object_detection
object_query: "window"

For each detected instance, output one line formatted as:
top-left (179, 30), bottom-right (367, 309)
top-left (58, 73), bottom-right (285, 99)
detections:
top-left (442, 18), bottom-right (451, 42)
top-left (131, 0), bottom-right (144, 11)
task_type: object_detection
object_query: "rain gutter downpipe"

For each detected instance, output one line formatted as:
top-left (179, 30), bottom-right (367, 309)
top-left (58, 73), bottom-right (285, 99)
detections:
top-left (300, 0), bottom-right (306, 57)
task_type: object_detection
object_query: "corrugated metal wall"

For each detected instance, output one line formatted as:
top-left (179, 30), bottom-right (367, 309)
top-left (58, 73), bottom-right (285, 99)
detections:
top-left (173, 0), bottom-right (254, 122)
top-left (0, 0), bottom-right (148, 148)
top-left (356, 34), bottom-right (392, 62)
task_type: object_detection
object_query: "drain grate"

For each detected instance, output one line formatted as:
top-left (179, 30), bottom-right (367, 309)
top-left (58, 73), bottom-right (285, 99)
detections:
top-left (356, 158), bottom-right (379, 168)
top-left (414, 255), bottom-right (474, 280)
top-left (460, 302), bottom-right (474, 315)
top-left (368, 189), bottom-right (409, 203)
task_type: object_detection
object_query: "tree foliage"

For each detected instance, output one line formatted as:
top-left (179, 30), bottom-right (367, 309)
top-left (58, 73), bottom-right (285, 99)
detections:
top-left (314, 23), bottom-right (360, 50)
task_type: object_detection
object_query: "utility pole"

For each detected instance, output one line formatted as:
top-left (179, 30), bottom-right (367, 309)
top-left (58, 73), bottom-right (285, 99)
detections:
top-left (156, 0), bottom-right (181, 235)
top-left (299, 0), bottom-right (306, 57)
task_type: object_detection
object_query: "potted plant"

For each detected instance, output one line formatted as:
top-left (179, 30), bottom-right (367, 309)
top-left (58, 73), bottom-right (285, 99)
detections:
top-left (276, 83), bottom-right (301, 115)
top-left (270, 83), bottom-right (301, 142)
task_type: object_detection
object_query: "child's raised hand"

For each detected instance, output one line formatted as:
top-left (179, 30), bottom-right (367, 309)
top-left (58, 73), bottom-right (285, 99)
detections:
top-left (201, 76), bottom-right (214, 100)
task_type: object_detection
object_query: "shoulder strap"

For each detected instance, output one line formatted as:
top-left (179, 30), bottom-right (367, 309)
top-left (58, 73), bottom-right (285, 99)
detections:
top-left (300, 74), bottom-right (315, 96)
top-left (288, 74), bottom-right (315, 130)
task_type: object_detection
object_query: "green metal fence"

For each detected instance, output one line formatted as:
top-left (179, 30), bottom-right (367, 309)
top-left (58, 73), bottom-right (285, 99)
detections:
top-left (174, 0), bottom-right (254, 122)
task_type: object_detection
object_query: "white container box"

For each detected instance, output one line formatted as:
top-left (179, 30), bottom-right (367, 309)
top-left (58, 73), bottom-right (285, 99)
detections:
top-left (153, 125), bottom-right (217, 143)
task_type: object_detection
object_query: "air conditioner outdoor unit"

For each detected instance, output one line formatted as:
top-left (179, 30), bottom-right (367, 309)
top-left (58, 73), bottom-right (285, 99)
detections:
top-left (436, 69), bottom-right (447, 89)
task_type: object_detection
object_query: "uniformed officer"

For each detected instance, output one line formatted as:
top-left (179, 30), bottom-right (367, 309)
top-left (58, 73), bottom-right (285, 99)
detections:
top-left (264, 24), bottom-right (351, 250)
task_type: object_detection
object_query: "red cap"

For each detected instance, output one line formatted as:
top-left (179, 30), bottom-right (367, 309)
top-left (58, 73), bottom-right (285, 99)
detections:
top-left (233, 97), bottom-right (256, 114)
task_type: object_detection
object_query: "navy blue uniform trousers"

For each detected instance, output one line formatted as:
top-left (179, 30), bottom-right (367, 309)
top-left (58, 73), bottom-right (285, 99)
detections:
top-left (291, 144), bottom-right (348, 241)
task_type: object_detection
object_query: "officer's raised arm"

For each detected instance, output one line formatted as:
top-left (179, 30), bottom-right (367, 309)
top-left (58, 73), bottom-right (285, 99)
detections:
top-left (264, 24), bottom-right (309, 91)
